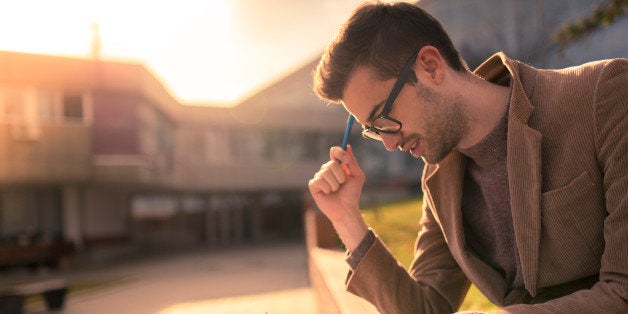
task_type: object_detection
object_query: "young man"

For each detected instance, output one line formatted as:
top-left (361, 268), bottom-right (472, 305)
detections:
top-left (307, 2), bottom-right (627, 313)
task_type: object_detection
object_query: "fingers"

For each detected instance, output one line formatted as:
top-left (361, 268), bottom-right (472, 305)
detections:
top-left (330, 145), bottom-right (362, 177)
top-left (329, 160), bottom-right (347, 184)
top-left (329, 145), bottom-right (349, 162)
top-left (308, 160), bottom-right (347, 195)
top-left (309, 145), bottom-right (364, 196)
top-left (340, 163), bottom-right (351, 176)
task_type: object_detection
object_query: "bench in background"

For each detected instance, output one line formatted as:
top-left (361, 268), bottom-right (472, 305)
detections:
top-left (0, 277), bottom-right (67, 314)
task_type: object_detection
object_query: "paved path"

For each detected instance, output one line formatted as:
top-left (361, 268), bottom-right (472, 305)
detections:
top-left (25, 242), bottom-right (318, 314)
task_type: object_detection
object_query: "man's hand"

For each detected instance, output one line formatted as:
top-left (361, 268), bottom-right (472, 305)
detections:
top-left (308, 145), bottom-right (369, 251)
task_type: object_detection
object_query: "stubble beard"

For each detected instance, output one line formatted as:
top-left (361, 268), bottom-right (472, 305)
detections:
top-left (414, 83), bottom-right (469, 164)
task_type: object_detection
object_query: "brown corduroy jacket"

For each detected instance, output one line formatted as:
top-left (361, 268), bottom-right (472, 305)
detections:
top-left (345, 53), bottom-right (627, 313)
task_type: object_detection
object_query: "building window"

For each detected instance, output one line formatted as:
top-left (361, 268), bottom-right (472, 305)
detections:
top-left (281, 132), bottom-right (305, 161)
top-left (137, 104), bottom-right (175, 171)
top-left (262, 130), bottom-right (278, 161)
top-left (37, 90), bottom-right (56, 121)
top-left (156, 120), bottom-right (175, 170)
top-left (63, 93), bottom-right (83, 119)
top-left (303, 132), bottom-right (323, 161)
top-left (229, 130), bottom-right (268, 162)
top-left (0, 87), bottom-right (88, 124)
top-left (0, 88), bottom-right (25, 121)
top-left (205, 130), bottom-right (229, 163)
top-left (1, 87), bottom-right (40, 139)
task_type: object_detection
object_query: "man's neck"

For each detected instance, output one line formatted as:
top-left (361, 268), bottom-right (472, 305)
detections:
top-left (456, 73), bottom-right (511, 150)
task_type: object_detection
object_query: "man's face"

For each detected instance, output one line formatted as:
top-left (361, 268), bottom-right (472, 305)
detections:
top-left (342, 65), bottom-right (468, 164)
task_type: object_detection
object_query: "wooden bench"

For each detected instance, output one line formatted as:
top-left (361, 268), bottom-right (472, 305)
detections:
top-left (0, 240), bottom-right (74, 269)
top-left (0, 278), bottom-right (67, 314)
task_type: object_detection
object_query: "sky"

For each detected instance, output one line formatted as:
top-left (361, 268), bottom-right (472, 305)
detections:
top-left (0, 0), bottom-right (387, 106)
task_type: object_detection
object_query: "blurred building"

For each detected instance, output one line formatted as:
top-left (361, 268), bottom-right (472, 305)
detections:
top-left (0, 50), bottom-right (421, 266)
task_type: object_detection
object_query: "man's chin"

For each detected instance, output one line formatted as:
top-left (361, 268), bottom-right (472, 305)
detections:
top-left (410, 144), bottom-right (422, 158)
top-left (420, 149), bottom-right (451, 164)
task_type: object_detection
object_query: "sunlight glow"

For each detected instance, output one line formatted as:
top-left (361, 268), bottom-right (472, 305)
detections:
top-left (0, 0), bottom-right (238, 102)
top-left (158, 288), bottom-right (316, 314)
top-left (0, 0), bottom-right (367, 104)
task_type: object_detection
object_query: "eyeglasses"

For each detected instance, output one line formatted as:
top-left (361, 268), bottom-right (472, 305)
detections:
top-left (361, 51), bottom-right (419, 142)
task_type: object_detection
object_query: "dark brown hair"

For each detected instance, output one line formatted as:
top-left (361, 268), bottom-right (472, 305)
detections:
top-left (313, 1), bottom-right (467, 103)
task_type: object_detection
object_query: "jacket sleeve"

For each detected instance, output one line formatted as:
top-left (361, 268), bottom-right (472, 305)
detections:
top-left (346, 198), bottom-right (470, 314)
top-left (504, 59), bottom-right (628, 313)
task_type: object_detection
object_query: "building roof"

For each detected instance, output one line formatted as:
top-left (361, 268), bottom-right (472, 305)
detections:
top-left (1, 50), bottom-right (348, 132)
top-left (179, 57), bottom-right (348, 132)
top-left (0, 50), bottom-right (180, 117)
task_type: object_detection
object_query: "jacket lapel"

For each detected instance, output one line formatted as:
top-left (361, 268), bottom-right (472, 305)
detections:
top-left (506, 74), bottom-right (543, 297)
top-left (423, 152), bottom-right (465, 251)
top-left (477, 53), bottom-right (544, 296)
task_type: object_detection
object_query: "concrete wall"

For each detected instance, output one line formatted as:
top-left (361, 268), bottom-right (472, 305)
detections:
top-left (0, 123), bottom-right (91, 184)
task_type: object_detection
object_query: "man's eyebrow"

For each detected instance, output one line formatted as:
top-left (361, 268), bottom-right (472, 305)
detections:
top-left (366, 100), bottom-right (385, 124)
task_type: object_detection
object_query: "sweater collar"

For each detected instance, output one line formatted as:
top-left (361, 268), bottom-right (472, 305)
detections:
top-left (458, 88), bottom-right (511, 167)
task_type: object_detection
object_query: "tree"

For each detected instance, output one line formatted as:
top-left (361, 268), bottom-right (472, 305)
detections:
top-left (552, 0), bottom-right (627, 47)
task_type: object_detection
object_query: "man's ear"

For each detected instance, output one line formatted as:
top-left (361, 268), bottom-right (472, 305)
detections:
top-left (416, 46), bottom-right (445, 84)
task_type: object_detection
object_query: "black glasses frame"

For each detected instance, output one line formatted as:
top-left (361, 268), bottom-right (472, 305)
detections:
top-left (362, 51), bottom-right (419, 141)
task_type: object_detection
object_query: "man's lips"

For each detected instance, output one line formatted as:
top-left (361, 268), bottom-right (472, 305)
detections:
top-left (400, 138), bottom-right (422, 158)
top-left (410, 140), bottom-right (421, 158)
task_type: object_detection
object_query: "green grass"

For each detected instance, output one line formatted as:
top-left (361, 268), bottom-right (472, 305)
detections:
top-left (362, 198), bottom-right (499, 312)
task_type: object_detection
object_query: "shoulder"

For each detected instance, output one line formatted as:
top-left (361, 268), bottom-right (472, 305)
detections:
top-left (525, 59), bottom-right (626, 109)
top-left (592, 58), bottom-right (628, 99)
top-left (534, 58), bottom-right (626, 86)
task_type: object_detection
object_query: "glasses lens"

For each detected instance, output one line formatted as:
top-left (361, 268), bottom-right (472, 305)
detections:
top-left (362, 128), bottom-right (382, 141)
top-left (372, 116), bottom-right (401, 133)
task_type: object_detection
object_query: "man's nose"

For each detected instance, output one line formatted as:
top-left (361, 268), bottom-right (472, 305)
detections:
top-left (380, 133), bottom-right (399, 152)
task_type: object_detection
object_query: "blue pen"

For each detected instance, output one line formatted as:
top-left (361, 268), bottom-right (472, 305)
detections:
top-left (341, 114), bottom-right (355, 150)
top-left (339, 114), bottom-right (355, 175)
